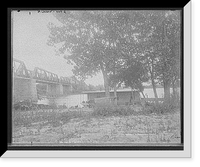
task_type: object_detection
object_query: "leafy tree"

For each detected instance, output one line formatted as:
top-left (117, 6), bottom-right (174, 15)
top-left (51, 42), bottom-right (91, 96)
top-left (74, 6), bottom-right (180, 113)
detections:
top-left (130, 11), bottom-right (181, 103)
top-left (138, 11), bottom-right (180, 103)
top-left (88, 84), bottom-right (96, 91)
top-left (95, 84), bottom-right (104, 91)
top-left (112, 58), bottom-right (149, 99)
top-left (48, 11), bottom-right (140, 97)
top-left (48, 10), bottom-right (181, 104)
top-left (156, 11), bottom-right (181, 103)
top-left (101, 11), bottom-right (163, 103)
top-left (70, 76), bottom-right (88, 93)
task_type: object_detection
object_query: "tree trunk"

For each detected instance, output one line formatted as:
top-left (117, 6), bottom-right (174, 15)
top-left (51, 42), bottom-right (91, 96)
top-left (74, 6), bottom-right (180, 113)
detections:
top-left (113, 83), bottom-right (117, 105)
top-left (140, 91), bottom-right (146, 107)
top-left (141, 91), bottom-right (146, 100)
top-left (149, 56), bottom-right (158, 105)
top-left (100, 63), bottom-right (110, 97)
top-left (131, 88), bottom-right (134, 104)
top-left (104, 75), bottom-right (110, 97)
top-left (101, 69), bottom-right (110, 98)
top-left (164, 79), bottom-right (171, 104)
top-left (150, 68), bottom-right (158, 105)
top-left (113, 65), bottom-right (117, 104)
top-left (172, 79), bottom-right (175, 97)
top-left (152, 79), bottom-right (159, 105)
top-left (172, 77), bottom-right (177, 99)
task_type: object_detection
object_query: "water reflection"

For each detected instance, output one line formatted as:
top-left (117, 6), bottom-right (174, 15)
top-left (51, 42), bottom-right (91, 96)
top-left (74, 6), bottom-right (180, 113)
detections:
top-left (37, 94), bottom-right (88, 108)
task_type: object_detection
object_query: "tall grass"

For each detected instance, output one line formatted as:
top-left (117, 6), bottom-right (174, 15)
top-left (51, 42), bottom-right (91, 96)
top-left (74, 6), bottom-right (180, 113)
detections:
top-left (92, 103), bottom-right (135, 117)
top-left (13, 97), bottom-right (180, 128)
top-left (92, 99), bottom-right (180, 117)
top-left (13, 109), bottom-right (93, 128)
top-left (144, 96), bottom-right (180, 114)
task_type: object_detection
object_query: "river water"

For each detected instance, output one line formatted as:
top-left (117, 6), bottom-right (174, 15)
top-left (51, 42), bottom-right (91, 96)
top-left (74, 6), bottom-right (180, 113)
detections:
top-left (37, 88), bottom-right (173, 108)
top-left (37, 94), bottom-right (88, 108)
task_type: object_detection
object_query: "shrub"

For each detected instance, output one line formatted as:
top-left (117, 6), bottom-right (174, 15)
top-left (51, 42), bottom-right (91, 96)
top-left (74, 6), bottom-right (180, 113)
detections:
top-left (13, 107), bottom-right (95, 128)
top-left (144, 101), bottom-right (178, 114)
top-left (92, 103), bottom-right (134, 117)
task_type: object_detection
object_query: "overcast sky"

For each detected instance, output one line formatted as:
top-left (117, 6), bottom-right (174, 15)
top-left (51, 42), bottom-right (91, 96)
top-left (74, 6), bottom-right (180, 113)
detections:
top-left (12, 10), bottom-right (104, 86)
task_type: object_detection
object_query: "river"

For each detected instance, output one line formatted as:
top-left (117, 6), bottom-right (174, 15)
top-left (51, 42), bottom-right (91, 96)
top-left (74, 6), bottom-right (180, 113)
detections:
top-left (37, 87), bottom-right (175, 108)
top-left (37, 94), bottom-right (88, 108)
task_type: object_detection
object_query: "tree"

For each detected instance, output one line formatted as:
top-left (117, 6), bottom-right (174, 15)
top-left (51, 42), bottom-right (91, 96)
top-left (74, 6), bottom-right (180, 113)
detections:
top-left (48, 10), bottom-right (181, 103)
top-left (48, 11), bottom-right (140, 97)
top-left (130, 11), bottom-right (181, 103)
top-left (88, 84), bottom-right (96, 91)
top-left (109, 11), bottom-right (163, 103)
top-left (157, 11), bottom-right (181, 103)
top-left (95, 84), bottom-right (104, 91)
top-left (114, 58), bottom-right (149, 100)
top-left (70, 76), bottom-right (88, 93)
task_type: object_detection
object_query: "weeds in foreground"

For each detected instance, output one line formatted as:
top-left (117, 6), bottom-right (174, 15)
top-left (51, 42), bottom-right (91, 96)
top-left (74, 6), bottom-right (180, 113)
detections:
top-left (13, 109), bottom-right (92, 128)
top-left (92, 101), bottom-right (179, 117)
top-left (13, 101), bottom-right (179, 128)
top-left (12, 103), bottom-right (180, 144)
top-left (92, 104), bottom-right (136, 117)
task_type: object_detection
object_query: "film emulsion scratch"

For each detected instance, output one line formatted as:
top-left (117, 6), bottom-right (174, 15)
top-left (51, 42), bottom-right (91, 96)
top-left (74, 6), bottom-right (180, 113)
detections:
top-left (11, 10), bottom-right (182, 149)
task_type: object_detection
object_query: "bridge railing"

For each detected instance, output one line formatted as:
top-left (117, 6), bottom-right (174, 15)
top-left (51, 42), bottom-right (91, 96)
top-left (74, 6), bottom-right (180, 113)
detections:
top-left (13, 59), bottom-right (73, 85)
top-left (33, 67), bottom-right (59, 83)
top-left (60, 76), bottom-right (71, 84)
top-left (13, 59), bottom-right (30, 78)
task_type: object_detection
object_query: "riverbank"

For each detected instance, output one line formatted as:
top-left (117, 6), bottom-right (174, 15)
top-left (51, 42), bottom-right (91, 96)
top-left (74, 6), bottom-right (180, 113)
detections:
top-left (12, 108), bottom-right (180, 144)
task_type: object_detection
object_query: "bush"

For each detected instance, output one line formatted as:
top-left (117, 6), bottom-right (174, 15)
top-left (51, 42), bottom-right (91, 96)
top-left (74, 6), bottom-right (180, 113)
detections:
top-left (92, 103), bottom-right (134, 117)
top-left (144, 101), bottom-right (178, 114)
top-left (13, 110), bottom-right (62, 127)
top-left (13, 108), bottom-right (94, 128)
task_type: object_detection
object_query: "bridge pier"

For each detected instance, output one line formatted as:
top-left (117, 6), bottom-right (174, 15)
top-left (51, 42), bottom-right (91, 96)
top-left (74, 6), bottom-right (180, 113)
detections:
top-left (47, 84), bottom-right (65, 96)
top-left (45, 83), bottom-right (76, 96)
top-left (47, 84), bottom-right (57, 96)
top-left (13, 59), bottom-right (74, 103)
top-left (13, 78), bottom-right (73, 103)
top-left (47, 84), bottom-right (72, 96)
top-left (63, 85), bottom-right (72, 95)
top-left (13, 77), bottom-right (38, 103)
top-left (56, 84), bottom-right (63, 95)
top-left (30, 78), bottom-right (38, 102)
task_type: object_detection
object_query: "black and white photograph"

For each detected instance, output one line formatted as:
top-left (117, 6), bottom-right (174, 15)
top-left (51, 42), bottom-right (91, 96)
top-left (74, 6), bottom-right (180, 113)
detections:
top-left (5, 4), bottom-right (192, 158)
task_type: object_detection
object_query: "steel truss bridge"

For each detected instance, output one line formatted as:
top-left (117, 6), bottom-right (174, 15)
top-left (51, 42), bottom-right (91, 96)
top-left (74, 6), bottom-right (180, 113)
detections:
top-left (13, 58), bottom-right (72, 85)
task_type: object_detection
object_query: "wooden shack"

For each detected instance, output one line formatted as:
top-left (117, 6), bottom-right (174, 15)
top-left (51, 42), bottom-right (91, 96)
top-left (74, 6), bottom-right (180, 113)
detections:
top-left (83, 89), bottom-right (141, 105)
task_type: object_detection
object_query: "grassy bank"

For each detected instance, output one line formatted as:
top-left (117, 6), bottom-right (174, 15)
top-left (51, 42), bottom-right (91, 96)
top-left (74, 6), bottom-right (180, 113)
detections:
top-left (12, 105), bottom-right (181, 144)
